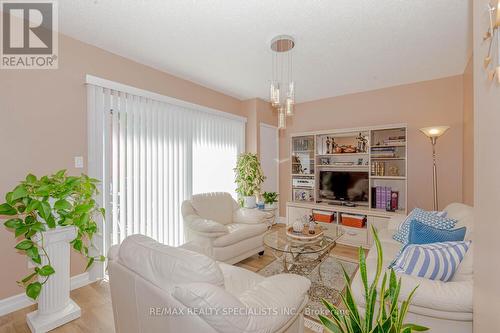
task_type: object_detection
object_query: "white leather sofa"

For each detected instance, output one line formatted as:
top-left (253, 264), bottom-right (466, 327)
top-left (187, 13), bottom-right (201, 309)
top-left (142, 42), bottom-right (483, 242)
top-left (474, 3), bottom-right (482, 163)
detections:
top-left (108, 234), bottom-right (311, 333)
top-left (352, 203), bottom-right (474, 333)
top-left (181, 192), bottom-right (272, 264)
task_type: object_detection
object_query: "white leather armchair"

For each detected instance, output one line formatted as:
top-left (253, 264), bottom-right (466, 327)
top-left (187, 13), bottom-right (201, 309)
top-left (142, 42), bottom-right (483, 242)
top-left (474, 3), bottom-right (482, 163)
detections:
top-left (108, 234), bottom-right (311, 333)
top-left (181, 192), bottom-right (272, 264)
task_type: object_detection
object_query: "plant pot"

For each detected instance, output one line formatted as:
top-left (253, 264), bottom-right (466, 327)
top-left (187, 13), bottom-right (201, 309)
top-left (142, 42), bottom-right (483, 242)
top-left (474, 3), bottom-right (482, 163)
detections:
top-left (27, 226), bottom-right (81, 333)
top-left (264, 202), bottom-right (277, 209)
top-left (243, 196), bottom-right (256, 208)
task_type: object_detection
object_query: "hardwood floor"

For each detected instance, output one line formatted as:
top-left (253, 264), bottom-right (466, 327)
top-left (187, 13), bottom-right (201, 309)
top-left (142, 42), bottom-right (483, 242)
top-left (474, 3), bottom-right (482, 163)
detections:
top-left (0, 281), bottom-right (114, 333)
top-left (0, 224), bottom-right (361, 333)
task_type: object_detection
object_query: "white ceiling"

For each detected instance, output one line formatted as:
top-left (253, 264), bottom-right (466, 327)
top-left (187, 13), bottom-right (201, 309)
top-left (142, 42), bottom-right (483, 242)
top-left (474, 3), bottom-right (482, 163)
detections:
top-left (59, 0), bottom-right (471, 103)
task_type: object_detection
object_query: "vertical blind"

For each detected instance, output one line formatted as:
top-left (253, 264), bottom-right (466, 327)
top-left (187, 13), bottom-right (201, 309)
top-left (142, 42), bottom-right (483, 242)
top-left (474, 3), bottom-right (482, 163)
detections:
top-left (87, 83), bottom-right (245, 250)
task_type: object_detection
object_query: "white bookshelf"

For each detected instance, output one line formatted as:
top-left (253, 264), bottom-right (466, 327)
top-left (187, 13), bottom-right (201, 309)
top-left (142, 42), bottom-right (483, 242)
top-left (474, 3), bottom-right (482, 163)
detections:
top-left (288, 124), bottom-right (408, 248)
top-left (290, 124), bottom-right (407, 213)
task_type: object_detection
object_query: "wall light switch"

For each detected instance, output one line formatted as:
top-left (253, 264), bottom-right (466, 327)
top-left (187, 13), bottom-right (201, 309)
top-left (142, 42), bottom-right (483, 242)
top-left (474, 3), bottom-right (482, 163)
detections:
top-left (74, 156), bottom-right (84, 169)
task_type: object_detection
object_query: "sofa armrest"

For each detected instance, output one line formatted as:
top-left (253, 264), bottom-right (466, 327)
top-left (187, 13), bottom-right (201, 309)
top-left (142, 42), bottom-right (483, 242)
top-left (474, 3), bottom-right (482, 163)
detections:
top-left (218, 262), bottom-right (265, 296)
top-left (184, 214), bottom-right (229, 237)
top-left (238, 274), bottom-right (311, 331)
top-left (239, 273), bottom-right (310, 309)
top-left (173, 274), bottom-right (310, 333)
top-left (232, 208), bottom-right (272, 224)
top-left (388, 214), bottom-right (406, 232)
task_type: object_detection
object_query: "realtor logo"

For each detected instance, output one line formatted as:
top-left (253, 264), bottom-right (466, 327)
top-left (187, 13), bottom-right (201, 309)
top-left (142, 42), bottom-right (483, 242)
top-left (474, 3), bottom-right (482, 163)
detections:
top-left (1, 0), bottom-right (58, 69)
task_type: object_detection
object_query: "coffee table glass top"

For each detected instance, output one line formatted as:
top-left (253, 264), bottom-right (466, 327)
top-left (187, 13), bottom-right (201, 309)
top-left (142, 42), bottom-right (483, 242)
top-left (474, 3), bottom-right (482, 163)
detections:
top-left (263, 228), bottom-right (343, 255)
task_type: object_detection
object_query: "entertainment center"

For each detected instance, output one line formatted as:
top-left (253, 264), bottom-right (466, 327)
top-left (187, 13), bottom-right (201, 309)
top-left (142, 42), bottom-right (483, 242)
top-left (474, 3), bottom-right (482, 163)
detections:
top-left (287, 124), bottom-right (408, 248)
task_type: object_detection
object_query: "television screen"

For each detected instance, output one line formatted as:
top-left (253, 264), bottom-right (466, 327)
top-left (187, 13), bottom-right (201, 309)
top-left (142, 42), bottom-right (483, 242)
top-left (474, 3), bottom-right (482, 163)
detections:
top-left (319, 171), bottom-right (369, 203)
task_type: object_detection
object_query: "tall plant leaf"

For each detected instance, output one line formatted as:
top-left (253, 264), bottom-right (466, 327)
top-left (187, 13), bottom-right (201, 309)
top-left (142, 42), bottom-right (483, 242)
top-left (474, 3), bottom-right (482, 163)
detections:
top-left (359, 246), bottom-right (368, 295)
top-left (320, 227), bottom-right (429, 333)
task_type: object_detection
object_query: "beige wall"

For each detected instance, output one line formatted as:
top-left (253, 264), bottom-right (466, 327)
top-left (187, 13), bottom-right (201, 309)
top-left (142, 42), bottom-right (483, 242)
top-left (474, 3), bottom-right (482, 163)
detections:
top-left (0, 33), bottom-right (244, 300)
top-left (279, 76), bottom-right (465, 215)
top-left (473, 0), bottom-right (500, 330)
top-left (244, 98), bottom-right (278, 154)
top-left (463, 56), bottom-right (474, 205)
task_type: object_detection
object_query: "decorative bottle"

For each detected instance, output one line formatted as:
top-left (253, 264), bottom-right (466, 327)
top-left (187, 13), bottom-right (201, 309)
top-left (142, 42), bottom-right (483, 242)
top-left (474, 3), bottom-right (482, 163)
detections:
top-left (308, 215), bottom-right (316, 234)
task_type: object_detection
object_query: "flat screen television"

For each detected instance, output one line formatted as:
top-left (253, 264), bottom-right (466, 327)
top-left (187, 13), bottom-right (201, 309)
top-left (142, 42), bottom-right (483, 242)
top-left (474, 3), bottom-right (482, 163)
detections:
top-left (319, 170), bottom-right (369, 205)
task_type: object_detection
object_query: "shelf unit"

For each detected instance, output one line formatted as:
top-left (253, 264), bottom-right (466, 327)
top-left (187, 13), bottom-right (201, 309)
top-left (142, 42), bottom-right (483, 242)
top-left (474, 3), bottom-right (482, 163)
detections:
top-left (288, 124), bottom-right (407, 248)
top-left (290, 124), bottom-right (407, 213)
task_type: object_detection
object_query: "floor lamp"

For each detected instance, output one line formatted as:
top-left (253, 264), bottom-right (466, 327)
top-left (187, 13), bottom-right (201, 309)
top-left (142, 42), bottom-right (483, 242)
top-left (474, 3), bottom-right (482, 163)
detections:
top-left (419, 126), bottom-right (450, 210)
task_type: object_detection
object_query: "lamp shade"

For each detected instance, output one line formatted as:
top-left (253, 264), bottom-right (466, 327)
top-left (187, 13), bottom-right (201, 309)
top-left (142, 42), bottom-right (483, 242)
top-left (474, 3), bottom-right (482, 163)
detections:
top-left (419, 126), bottom-right (450, 138)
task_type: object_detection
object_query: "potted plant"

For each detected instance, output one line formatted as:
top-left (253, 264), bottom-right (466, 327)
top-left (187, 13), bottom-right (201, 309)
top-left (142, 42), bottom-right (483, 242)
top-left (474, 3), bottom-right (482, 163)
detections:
top-left (319, 226), bottom-right (428, 333)
top-left (0, 170), bottom-right (105, 331)
top-left (234, 153), bottom-right (265, 208)
top-left (262, 192), bottom-right (279, 209)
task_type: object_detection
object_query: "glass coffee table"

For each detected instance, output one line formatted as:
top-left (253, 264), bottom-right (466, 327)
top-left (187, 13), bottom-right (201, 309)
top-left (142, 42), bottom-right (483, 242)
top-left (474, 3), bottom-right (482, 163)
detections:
top-left (263, 227), bottom-right (343, 277)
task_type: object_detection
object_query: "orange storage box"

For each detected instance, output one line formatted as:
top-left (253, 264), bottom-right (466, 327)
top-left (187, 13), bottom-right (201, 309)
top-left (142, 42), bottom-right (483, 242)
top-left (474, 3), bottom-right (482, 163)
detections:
top-left (313, 210), bottom-right (335, 223)
top-left (341, 214), bottom-right (366, 228)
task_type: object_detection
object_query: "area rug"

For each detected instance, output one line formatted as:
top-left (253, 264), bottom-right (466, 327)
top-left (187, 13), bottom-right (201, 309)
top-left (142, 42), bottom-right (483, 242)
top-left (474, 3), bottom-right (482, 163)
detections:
top-left (258, 254), bottom-right (358, 331)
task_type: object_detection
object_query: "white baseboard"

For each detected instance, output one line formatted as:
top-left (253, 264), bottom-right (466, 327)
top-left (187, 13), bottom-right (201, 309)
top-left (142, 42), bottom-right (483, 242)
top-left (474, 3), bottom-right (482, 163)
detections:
top-left (0, 272), bottom-right (93, 317)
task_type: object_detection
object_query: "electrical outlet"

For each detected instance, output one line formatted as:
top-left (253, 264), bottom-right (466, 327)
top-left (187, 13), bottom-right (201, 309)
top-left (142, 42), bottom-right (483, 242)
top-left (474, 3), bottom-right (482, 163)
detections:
top-left (74, 156), bottom-right (84, 169)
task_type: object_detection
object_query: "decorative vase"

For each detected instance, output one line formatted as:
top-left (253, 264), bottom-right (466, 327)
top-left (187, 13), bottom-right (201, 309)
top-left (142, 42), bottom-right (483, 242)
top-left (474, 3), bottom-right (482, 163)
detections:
top-left (26, 226), bottom-right (81, 333)
top-left (243, 196), bottom-right (256, 208)
top-left (264, 202), bottom-right (277, 210)
top-left (292, 219), bottom-right (304, 233)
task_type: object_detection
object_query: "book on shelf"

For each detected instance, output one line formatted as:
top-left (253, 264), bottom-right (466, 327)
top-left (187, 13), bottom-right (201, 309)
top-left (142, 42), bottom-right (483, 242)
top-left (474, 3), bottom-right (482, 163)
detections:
top-left (371, 147), bottom-right (397, 158)
top-left (372, 186), bottom-right (399, 210)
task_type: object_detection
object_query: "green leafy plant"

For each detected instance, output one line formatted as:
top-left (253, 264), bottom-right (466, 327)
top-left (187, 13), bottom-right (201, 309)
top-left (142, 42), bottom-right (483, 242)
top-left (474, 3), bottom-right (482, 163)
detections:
top-left (234, 153), bottom-right (265, 197)
top-left (262, 192), bottom-right (279, 205)
top-left (0, 170), bottom-right (105, 300)
top-left (319, 226), bottom-right (428, 333)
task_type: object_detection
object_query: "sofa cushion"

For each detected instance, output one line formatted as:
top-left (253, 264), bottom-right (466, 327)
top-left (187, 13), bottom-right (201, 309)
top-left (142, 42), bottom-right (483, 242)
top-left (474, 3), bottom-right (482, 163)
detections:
top-left (393, 208), bottom-right (458, 245)
top-left (444, 203), bottom-right (474, 240)
top-left (118, 234), bottom-right (224, 289)
top-left (408, 220), bottom-right (466, 244)
top-left (452, 242), bottom-right (474, 281)
top-left (213, 223), bottom-right (268, 247)
top-left (392, 241), bottom-right (472, 282)
top-left (191, 192), bottom-right (237, 225)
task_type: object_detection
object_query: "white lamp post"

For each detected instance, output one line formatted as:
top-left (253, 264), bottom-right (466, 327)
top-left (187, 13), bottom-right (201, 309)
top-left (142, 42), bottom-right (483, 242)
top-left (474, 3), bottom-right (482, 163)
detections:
top-left (419, 126), bottom-right (450, 210)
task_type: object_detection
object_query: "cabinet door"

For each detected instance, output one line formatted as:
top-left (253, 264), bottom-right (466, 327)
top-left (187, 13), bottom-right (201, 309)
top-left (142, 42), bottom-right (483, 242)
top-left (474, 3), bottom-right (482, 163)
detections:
top-left (367, 216), bottom-right (389, 246)
top-left (287, 206), bottom-right (312, 226)
top-left (339, 226), bottom-right (368, 246)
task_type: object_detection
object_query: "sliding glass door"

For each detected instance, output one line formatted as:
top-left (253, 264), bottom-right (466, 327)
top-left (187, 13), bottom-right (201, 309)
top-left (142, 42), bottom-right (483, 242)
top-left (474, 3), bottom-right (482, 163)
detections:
top-left (87, 82), bottom-right (245, 262)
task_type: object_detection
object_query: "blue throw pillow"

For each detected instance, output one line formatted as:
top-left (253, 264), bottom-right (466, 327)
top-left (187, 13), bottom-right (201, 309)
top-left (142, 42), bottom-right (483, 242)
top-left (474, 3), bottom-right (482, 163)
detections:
top-left (408, 219), bottom-right (466, 245)
top-left (392, 208), bottom-right (458, 245)
top-left (392, 241), bottom-right (472, 282)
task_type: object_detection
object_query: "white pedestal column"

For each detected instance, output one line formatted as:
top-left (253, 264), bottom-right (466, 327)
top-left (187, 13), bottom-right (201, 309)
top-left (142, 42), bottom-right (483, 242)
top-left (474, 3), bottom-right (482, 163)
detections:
top-left (26, 226), bottom-right (81, 333)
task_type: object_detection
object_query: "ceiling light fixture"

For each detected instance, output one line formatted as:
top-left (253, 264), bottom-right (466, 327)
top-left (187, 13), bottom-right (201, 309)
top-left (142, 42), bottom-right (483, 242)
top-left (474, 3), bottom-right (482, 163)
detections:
top-left (270, 35), bottom-right (295, 129)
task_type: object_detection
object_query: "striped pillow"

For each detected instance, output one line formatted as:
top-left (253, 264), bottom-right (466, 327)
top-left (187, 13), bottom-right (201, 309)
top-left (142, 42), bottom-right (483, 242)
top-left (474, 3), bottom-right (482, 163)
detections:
top-left (392, 241), bottom-right (472, 282)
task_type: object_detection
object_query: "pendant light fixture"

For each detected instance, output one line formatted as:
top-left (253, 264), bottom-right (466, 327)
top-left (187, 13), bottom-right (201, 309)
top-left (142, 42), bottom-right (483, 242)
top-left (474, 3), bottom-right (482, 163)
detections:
top-left (270, 35), bottom-right (295, 129)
